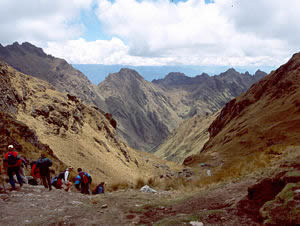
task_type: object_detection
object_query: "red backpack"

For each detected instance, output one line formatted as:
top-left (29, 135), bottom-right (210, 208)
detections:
top-left (79, 172), bottom-right (89, 184)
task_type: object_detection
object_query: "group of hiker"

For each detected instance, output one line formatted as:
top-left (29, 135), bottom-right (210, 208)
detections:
top-left (1, 144), bottom-right (104, 195)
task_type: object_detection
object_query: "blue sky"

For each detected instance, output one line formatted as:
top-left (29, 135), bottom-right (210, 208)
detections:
top-left (0, 0), bottom-right (299, 71)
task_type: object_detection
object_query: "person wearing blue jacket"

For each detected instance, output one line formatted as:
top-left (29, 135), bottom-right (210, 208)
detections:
top-left (36, 153), bottom-right (52, 191)
top-left (75, 168), bottom-right (92, 194)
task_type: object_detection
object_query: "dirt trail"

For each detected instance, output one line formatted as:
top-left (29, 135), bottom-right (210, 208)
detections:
top-left (0, 184), bottom-right (177, 225)
top-left (0, 177), bottom-right (259, 225)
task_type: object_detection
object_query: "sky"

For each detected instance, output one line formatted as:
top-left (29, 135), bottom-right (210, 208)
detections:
top-left (0, 0), bottom-right (299, 69)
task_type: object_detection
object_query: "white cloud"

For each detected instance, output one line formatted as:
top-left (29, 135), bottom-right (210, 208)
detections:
top-left (0, 0), bottom-right (93, 46)
top-left (45, 38), bottom-right (174, 65)
top-left (92, 0), bottom-right (299, 66)
top-left (1, 0), bottom-right (299, 67)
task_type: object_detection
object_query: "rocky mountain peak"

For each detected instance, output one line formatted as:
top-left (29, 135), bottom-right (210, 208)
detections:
top-left (152, 72), bottom-right (192, 86)
top-left (254, 69), bottom-right (267, 80)
top-left (2, 42), bottom-right (46, 59)
top-left (106, 68), bottom-right (144, 83)
top-left (219, 68), bottom-right (240, 78)
top-left (165, 72), bottom-right (187, 80)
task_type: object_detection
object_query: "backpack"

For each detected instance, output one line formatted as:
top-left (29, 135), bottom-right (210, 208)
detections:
top-left (92, 183), bottom-right (104, 194)
top-left (6, 151), bottom-right (18, 166)
top-left (79, 172), bottom-right (89, 184)
top-left (51, 176), bottom-right (63, 189)
top-left (32, 164), bottom-right (40, 177)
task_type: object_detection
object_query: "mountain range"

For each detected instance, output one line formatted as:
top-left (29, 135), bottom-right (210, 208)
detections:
top-left (0, 42), bottom-right (266, 152)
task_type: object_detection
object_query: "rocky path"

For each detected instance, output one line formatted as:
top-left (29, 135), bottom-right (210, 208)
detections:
top-left (0, 178), bottom-right (261, 225)
top-left (0, 184), bottom-right (177, 225)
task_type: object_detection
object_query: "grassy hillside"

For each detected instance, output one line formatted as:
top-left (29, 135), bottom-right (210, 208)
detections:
top-left (154, 112), bottom-right (219, 163)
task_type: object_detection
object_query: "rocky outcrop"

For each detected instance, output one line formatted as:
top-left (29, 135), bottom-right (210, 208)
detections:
top-left (0, 62), bottom-right (22, 114)
top-left (0, 110), bottom-right (54, 156)
top-left (238, 161), bottom-right (300, 224)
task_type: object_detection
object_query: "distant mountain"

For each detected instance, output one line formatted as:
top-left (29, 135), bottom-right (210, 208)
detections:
top-left (153, 68), bottom-right (266, 118)
top-left (99, 68), bottom-right (266, 151)
top-left (0, 42), bottom-right (107, 111)
top-left (184, 52), bottom-right (300, 169)
top-left (98, 68), bottom-right (180, 151)
top-left (73, 64), bottom-right (274, 84)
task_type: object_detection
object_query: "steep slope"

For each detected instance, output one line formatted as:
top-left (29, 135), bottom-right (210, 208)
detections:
top-left (0, 61), bottom-right (180, 185)
top-left (154, 112), bottom-right (219, 163)
top-left (184, 52), bottom-right (300, 170)
top-left (0, 42), bottom-right (107, 111)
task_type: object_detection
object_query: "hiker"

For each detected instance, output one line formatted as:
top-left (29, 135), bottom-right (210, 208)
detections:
top-left (30, 161), bottom-right (41, 185)
top-left (36, 153), bottom-right (53, 191)
top-left (92, 182), bottom-right (105, 195)
top-left (58, 167), bottom-right (73, 191)
top-left (75, 168), bottom-right (92, 194)
top-left (3, 145), bottom-right (23, 190)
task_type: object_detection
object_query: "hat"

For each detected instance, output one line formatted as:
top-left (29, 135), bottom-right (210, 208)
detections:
top-left (8, 145), bottom-right (14, 149)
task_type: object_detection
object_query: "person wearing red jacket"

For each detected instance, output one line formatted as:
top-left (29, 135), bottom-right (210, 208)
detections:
top-left (3, 145), bottom-right (23, 190)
